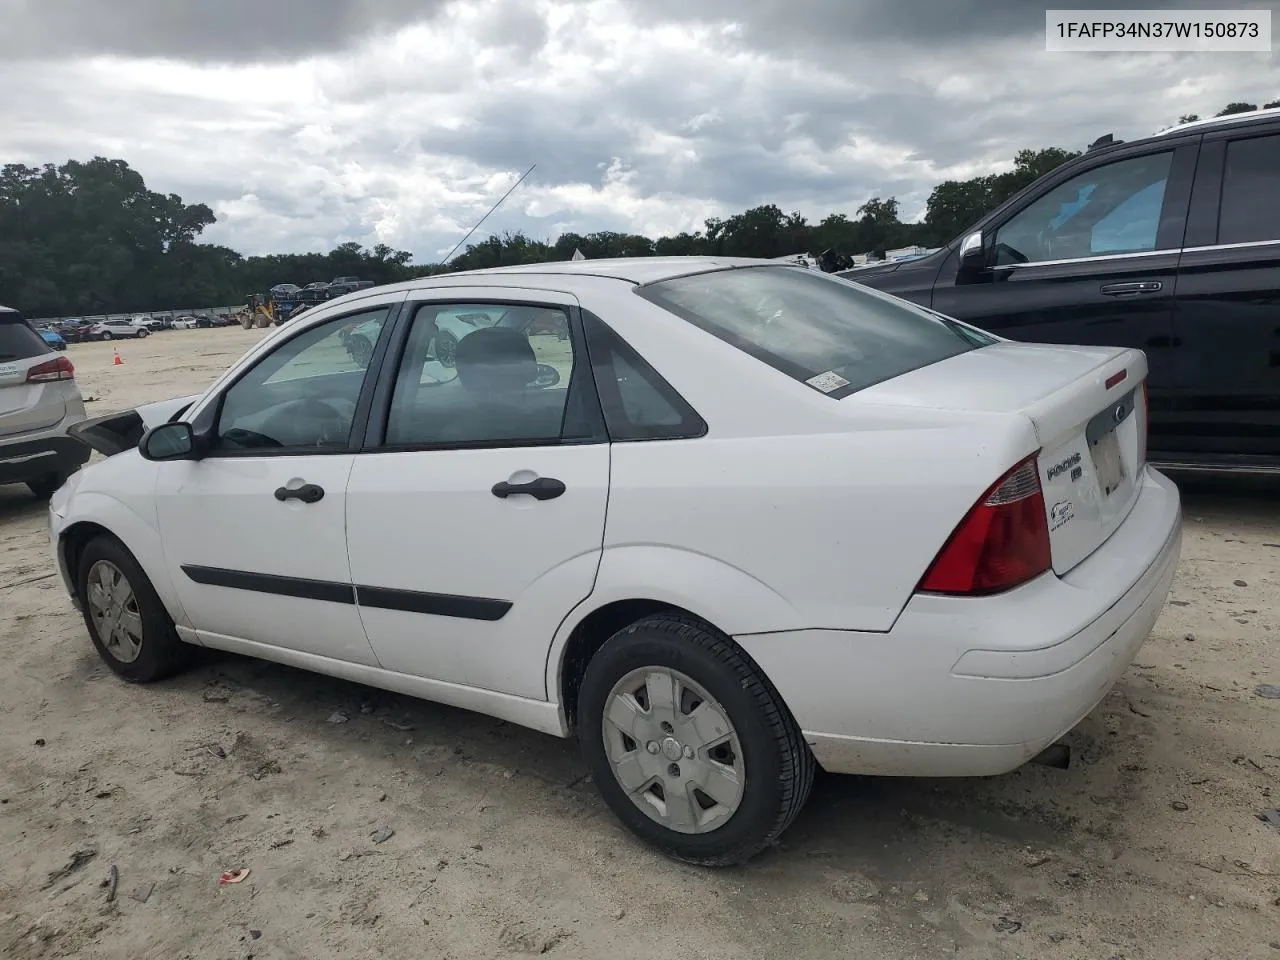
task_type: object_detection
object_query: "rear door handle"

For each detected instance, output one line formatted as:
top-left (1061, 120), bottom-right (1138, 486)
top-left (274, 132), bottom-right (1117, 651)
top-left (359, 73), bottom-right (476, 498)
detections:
top-left (274, 483), bottom-right (325, 504)
top-left (1101, 281), bottom-right (1162, 297)
top-left (491, 477), bottom-right (566, 501)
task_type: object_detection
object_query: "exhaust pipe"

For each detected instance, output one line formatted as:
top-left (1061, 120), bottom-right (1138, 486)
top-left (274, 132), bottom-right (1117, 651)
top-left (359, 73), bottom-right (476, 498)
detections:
top-left (1030, 743), bottom-right (1071, 769)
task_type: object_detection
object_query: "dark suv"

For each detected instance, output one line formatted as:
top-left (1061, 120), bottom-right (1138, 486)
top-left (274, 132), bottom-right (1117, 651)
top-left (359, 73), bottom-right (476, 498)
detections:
top-left (843, 108), bottom-right (1280, 474)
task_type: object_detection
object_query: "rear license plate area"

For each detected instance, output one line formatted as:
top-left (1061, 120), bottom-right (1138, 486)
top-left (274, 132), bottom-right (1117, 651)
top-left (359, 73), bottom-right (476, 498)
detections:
top-left (1091, 428), bottom-right (1125, 497)
top-left (1086, 387), bottom-right (1135, 499)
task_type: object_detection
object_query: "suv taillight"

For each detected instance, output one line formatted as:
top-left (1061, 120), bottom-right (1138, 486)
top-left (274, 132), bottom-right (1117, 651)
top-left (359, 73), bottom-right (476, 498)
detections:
top-left (26, 356), bottom-right (75, 383)
top-left (918, 454), bottom-right (1052, 596)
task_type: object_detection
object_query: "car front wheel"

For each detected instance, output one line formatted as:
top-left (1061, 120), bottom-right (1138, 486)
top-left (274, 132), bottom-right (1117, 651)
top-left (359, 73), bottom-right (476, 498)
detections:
top-left (577, 613), bottom-right (814, 866)
top-left (77, 534), bottom-right (193, 683)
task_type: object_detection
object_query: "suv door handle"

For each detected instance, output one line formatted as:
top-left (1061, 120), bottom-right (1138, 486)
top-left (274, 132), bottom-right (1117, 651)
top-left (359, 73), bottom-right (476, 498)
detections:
top-left (491, 477), bottom-right (566, 501)
top-left (274, 483), bottom-right (325, 504)
top-left (1101, 281), bottom-right (1162, 296)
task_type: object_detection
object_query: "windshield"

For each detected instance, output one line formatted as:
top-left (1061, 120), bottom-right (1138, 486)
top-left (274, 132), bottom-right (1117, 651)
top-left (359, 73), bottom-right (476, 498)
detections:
top-left (637, 266), bottom-right (995, 396)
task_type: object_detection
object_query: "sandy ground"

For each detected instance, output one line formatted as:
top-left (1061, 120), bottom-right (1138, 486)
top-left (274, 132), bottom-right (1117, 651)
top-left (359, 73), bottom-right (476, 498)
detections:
top-left (1, 328), bottom-right (1278, 960)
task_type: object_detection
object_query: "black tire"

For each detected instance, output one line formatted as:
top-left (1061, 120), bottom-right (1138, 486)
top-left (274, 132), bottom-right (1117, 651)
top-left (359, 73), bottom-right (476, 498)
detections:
top-left (435, 331), bottom-right (457, 368)
top-left (578, 613), bottom-right (814, 866)
top-left (76, 534), bottom-right (193, 683)
top-left (26, 471), bottom-right (66, 499)
top-left (136, 329), bottom-right (149, 338)
top-left (100, 331), bottom-right (113, 340)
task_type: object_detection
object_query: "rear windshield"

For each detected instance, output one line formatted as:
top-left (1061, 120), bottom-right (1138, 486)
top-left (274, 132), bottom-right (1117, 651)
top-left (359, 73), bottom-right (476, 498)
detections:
top-left (0, 313), bottom-right (50, 362)
top-left (637, 266), bottom-right (995, 397)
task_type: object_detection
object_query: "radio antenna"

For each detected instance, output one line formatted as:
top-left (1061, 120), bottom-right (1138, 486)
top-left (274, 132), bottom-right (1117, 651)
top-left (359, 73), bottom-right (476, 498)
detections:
top-left (440, 163), bottom-right (536, 266)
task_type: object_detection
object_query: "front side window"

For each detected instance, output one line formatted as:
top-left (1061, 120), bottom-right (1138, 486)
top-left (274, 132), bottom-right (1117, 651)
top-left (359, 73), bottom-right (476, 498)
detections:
top-left (637, 266), bottom-right (993, 397)
top-left (384, 302), bottom-right (589, 446)
top-left (994, 152), bottom-right (1174, 265)
top-left (214, 307), bottom-right (389, 451)
top-left (1219, 133), bottom-right (1280, 245)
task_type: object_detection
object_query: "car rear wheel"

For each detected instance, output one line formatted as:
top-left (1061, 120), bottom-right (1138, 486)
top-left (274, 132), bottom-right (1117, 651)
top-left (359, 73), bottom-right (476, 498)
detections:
top-left (435, 331), bottom-right (458, 368)
top-left (577, 613), bottom-right (814, 866)
top-left (136, 329), bottom-right (149, 338)
top-left (347, 334), bottom-right (374, 368)
top-left (77, 534), bottom-right (193, 683)
top-left (100, 331), bottom-right (113, 340)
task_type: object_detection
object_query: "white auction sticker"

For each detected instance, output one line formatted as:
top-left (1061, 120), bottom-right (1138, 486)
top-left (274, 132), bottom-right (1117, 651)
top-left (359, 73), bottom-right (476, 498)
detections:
top-left (806, 371), bottom-right (851, 393)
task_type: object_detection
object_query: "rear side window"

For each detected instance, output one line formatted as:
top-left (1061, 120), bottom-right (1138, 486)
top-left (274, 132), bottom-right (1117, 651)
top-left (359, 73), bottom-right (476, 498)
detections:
top-left (636, 267), bottom-right (993, 398)
top-left (582, 313), bottom-right (706, 440)
top-left (0, 314), bottom-right (50, 361)
top-left (1218, 133), bottom-right (1280, 244)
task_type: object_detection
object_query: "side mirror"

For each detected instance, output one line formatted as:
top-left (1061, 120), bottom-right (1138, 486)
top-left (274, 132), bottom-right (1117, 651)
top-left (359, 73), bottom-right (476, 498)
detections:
top-left (139, 422), bottom-right (197, 461)
top-left (958, 231), bottom-right (986, 271)
top-left (531, 363), bottom-right (561, 388)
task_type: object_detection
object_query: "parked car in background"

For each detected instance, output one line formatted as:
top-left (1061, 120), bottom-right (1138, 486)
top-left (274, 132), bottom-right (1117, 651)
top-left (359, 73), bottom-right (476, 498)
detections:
top-left (431, 307), bottom-right (502, 367)
top-left (89, 318), bottom-right (151, 340)
top-left (328, 276), bottom-right (375, 297)
top-left (55, 258), bottom-right (1180, 866)
top-left (141, 316), bottom-right (167, 332)
top-left (38, 326), bottom-right (68, 351)
top-left (843, 107), bottom-right (1280, 474)
top-left (51, 319), bottom-right (94, 343)
top-left (173, 316), bottom-right (200, 330)
top-left (1, 305), bottom-right (89, 498)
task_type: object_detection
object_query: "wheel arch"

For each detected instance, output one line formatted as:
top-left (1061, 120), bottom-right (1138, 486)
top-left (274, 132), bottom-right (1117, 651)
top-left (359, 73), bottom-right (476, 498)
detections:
top-left (546, 546), bottom-right (805, 730)
top-left (56, 496), bottom-right (192, 630)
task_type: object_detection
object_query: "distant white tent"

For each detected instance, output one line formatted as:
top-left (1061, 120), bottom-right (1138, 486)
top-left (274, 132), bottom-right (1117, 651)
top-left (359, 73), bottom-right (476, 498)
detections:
top-left (571, 248), bottom-right (586, 261)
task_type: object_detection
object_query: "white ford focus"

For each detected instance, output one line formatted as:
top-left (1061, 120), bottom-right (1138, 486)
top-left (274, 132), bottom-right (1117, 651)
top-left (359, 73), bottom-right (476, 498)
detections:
top-left (51, 258), bottom-right (1181, 865)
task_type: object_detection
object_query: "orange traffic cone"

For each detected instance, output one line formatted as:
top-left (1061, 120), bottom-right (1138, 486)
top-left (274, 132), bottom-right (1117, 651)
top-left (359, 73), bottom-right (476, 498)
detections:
top-left (112, 350), bottom-right (123, 366)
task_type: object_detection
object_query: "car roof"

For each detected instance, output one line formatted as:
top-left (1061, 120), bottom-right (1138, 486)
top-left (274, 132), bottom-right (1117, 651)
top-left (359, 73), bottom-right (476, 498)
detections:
top-left (367, 256), bottom-right (787, 297)
top-left (1152, 105), bottom-right (1280, 138)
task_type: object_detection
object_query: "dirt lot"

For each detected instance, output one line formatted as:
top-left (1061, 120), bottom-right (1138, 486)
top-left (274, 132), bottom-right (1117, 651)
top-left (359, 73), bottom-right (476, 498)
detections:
top-left (2, 328), bottom-right (1278, 960)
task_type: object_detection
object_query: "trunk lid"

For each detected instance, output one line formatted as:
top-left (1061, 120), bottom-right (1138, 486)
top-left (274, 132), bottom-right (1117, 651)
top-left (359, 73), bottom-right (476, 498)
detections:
top-left (854, 342), bottom-right (1147, 575)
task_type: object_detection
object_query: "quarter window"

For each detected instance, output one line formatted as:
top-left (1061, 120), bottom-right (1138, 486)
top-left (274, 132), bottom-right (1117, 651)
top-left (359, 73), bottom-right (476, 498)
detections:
top-left (384, 303), bottom-right (589, 447)
top-left (1218, 133), bottom-right (1280, 244)
top-left (214, 308), bottom-right (389, 451)
top-left (994, 152), bottom-right (1174, 264)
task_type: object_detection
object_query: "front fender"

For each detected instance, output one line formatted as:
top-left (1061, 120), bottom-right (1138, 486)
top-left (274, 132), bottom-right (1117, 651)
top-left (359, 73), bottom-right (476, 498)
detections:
top-left (53, 487), bottom-right (194, 633)
top-left (543, 544), bottom-right (803, 699)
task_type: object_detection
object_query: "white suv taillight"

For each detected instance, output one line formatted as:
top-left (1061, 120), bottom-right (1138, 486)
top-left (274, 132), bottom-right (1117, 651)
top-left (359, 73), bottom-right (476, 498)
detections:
top-left (917, 454), bottom-right (1052, 596)
top-left (26, 356), bottom-right (75, 383)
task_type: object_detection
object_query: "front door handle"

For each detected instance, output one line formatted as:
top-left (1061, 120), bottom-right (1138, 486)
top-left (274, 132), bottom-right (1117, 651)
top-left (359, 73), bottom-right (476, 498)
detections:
top-left (1101, 280), bottom-right (1162, 297)
top-left (491, 477), bottom-right (566, 501)
top-left (274, 482), bottom-right (325, 504)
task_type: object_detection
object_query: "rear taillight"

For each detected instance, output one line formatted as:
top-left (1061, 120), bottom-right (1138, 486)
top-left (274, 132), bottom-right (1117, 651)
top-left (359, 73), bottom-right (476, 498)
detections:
top-left (1138, 381), bottom-right (1148, 466)
top-left (918, 454), bottom-right (1052, 596)
top-left (26, 356), bottom-right (75, 383)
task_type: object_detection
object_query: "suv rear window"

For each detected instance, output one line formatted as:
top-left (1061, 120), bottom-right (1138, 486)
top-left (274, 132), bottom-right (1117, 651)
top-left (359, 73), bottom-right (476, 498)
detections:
top-left (0, 312), bottom-right (50, 361)
top-left (636, 266), bottom-right (995, 398)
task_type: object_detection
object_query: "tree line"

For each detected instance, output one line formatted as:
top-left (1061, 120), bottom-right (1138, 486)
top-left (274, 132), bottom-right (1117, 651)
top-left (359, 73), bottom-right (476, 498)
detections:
top-left (1, 101), bottom-right (1274, 317)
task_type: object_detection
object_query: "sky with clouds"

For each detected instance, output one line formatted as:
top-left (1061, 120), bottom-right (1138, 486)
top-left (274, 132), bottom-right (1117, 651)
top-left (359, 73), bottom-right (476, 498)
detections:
top-left (2, 0), bottom-right (1278, 262)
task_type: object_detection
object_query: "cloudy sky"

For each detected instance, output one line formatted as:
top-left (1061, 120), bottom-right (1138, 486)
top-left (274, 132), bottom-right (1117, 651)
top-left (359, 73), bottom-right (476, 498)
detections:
top-left (3, 0), bottom-right (1278, 262)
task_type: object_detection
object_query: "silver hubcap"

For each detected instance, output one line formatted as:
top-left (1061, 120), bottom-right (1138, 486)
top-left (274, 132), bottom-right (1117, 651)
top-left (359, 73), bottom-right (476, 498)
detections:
top-left (86, 560), bottom-right (144, 663)
top-left (602, 667), bottom-right (745, 835)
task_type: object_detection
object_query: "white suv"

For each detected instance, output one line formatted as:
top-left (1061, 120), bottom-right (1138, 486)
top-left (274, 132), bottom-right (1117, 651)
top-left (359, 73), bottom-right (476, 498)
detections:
top-left (0, 305), bottom-right (90, 498)
top-left (90, 318), bottom-right (150, 340)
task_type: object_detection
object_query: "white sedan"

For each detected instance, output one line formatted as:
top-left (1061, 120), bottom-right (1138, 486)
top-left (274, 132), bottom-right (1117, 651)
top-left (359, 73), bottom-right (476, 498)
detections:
top-left (50, 257), bottom-right (1181, 865)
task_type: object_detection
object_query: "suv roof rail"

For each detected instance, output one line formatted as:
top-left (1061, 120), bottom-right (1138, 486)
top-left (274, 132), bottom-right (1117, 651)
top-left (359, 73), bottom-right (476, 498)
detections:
top-left (1154, 105), bottom-right (1280, 136)
top-left (1087, 133), bottom-right (1122, 151)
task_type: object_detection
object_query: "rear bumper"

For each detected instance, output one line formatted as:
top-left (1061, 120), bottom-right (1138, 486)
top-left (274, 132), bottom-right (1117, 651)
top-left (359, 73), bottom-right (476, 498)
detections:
top-left (0, 433), bottom-right (90, 485)
top-left (737, 466), bottom-right (1182, 777)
